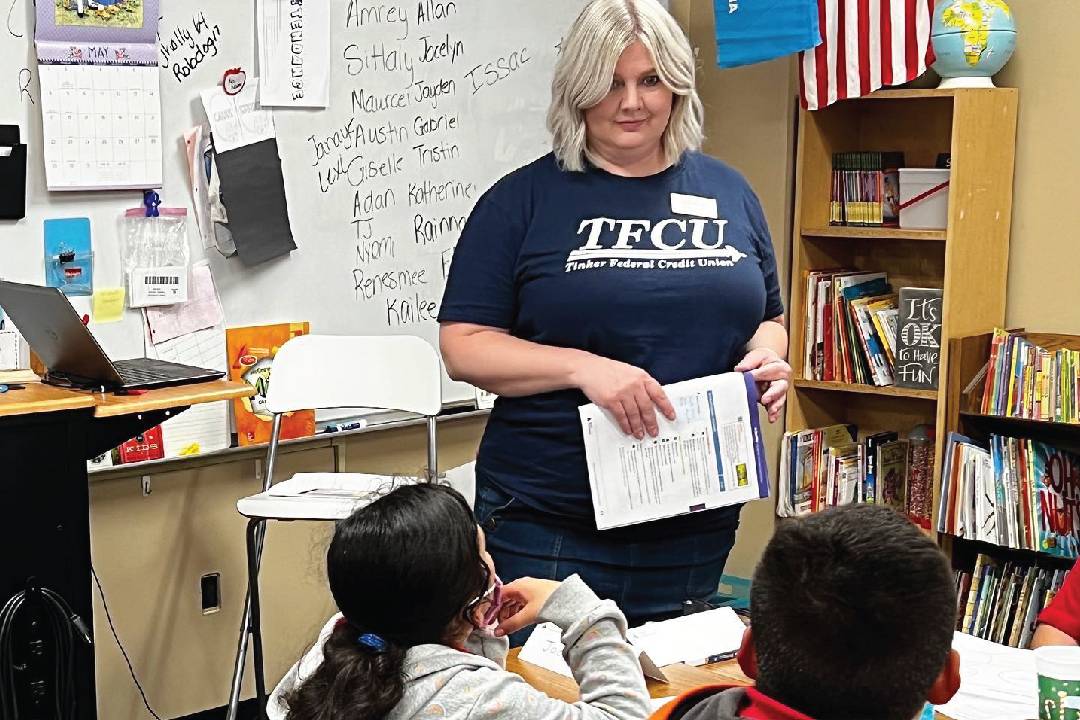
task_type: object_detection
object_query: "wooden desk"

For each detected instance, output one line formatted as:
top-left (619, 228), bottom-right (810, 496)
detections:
top-left (0, 378), bottom-right (252, 720)
top-left (506, 647), bottom-right (751, 705)
top-left (85, 379), bottom-right (252, 418)
top-left (0, 381), bottom-right (97, 416)
top-left (507, 649), bottom-right (954, 719)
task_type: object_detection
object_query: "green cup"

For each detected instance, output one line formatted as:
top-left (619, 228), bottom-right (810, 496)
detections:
top-left (1036, 646), bottom-right (1080, 720)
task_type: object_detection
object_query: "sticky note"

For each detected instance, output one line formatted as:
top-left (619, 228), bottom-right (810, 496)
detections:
top-left (92, 287), bottom-right (126, 324)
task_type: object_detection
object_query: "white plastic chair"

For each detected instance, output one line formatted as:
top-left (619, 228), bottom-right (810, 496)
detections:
top-left (225, 335), bottom-right (442, 720)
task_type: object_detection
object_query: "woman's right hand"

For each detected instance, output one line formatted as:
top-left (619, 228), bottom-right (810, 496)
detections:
top-left (572, 355), bottom-right (676, 439)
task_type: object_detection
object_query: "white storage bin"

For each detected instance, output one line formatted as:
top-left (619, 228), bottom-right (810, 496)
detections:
top-left (898, 168), bottom-right (950, 230)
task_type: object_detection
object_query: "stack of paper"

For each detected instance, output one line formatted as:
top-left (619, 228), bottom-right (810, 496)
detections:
top-left (627, 607), bottom-right (747, 668)
top-left (580, 373), bottom-right (770, 530)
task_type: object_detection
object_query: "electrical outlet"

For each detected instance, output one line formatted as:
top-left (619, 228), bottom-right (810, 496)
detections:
top-left (200, 573), bottom-right (221, 614)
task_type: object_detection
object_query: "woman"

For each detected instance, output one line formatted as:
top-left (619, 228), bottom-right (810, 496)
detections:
top-left (439, 0), bottom-right (790, 631)
top-left (270, 484), bottom-right (649, 720)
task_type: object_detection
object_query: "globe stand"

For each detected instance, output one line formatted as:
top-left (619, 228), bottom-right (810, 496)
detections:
top-left (937, 75), bottom-right (997, 89)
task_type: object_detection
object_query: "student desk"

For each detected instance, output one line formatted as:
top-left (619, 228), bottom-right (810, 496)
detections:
top-left (0, 379), bottom-right (252, 720)
top-left (506, 649), bottom-right (955, 719)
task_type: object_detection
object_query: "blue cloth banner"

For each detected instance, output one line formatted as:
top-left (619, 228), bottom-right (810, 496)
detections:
top-left (713, 0), bottom-right (821, 69)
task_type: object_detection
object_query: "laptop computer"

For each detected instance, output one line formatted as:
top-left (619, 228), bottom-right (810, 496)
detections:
top-left (0, 280), bottom-right (225, 390)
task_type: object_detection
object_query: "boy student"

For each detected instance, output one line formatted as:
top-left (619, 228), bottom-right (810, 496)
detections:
top-left (1032, 559), bottom-right (1080, 648)
top-left (652, 505), bottom-right (961, 720)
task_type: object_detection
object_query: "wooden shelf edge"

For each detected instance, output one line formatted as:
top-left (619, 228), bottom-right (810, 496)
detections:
top-left (960, 411), bottom-right (1080, 432)
top-left (793, 379), bottom-right (939, 400)
top-left (801, 226), bottom-right (947, 242)
top-left (943, 533), bottom-right (1077, 564)
top-left (852, 88), bottom-right (1018, 101)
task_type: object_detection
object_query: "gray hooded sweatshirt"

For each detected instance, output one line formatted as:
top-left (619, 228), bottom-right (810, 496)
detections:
top-left (268, 574), bottom-right (651, 720)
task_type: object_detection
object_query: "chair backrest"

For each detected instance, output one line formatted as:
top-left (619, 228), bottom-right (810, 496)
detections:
top-left (264, 335), bottom-right (442, 416)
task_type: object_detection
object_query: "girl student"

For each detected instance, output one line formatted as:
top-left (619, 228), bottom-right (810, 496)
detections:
top-left (270, 483), bottom-right (650, 720)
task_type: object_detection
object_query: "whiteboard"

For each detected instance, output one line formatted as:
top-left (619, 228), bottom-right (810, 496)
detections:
top-left (0, 0), bottom-right (600, 405)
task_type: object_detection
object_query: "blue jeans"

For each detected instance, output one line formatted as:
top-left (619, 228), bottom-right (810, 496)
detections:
top-left (473, 479), bottom-right (740, 645)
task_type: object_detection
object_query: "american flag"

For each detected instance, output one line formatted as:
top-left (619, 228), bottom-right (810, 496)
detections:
top-left (800, 0), bottom-right (937, 110)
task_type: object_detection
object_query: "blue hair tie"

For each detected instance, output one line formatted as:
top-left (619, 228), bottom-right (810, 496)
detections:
top-left (357, 633), bottom-right (388, 653)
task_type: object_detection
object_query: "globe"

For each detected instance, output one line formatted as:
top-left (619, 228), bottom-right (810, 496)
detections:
top-left (931, 0), bottom-right (1017, 88)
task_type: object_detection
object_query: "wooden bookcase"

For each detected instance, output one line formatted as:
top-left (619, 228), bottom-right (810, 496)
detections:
top-left (784, 88), bottom-right (1019, 520)
top-left (942, 332), bottom-right (1080, 568)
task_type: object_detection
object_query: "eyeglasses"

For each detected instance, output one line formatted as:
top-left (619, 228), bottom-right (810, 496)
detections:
top-left (463, 564), bottom-right (502, 628)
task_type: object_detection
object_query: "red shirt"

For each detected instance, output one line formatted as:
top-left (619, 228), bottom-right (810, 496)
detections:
top-left (740, 687), bottom-right (816, 720)
top-left (1039, 561), bottom-right (1080, 641)
top-left (651, 684), bottom-right (816, 720)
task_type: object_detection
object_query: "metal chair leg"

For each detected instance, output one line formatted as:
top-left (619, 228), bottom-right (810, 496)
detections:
top-left (226, 416), bottom-right (282, 720)
top-left (426, 415), bottom-right (438, 482)
top-left (247, 518), bottom-right (268, 719)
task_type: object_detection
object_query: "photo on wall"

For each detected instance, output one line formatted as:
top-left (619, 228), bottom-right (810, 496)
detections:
top-left (55, 0), bottom-right (144, 29)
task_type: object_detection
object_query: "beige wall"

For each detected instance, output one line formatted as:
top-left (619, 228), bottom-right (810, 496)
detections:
top-left (992, 0), bottom-right (1080, 334)
top-left (89, 418), bottom-right (486, 719)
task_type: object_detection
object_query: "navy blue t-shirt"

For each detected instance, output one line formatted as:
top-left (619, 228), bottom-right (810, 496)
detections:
top-left (439, 151), bottom-right (784, 526)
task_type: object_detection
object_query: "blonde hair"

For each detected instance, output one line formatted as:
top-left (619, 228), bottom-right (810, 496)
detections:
top-left (547, 0), bottom-right (704, 172)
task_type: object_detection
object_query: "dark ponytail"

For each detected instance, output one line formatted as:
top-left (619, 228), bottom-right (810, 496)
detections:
top-left (283, 619), bottom-right (408, 720)
top-left (283, 484), bottom-right (489, 720)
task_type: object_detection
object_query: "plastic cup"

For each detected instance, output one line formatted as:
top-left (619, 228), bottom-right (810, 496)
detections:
top-left (1036, 646), bottom-right (1080, 720)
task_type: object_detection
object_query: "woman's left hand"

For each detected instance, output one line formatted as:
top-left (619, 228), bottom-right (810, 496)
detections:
top-left (735, 348), bottom-right (792, 424)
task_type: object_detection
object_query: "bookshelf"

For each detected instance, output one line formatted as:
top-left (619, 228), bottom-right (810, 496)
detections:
top-left (940, 332), bottom-right (1080, 647)
top-left (944, 331), bottom-right (1080, 535)
top-left (784, 89), bottom-right (1019, 515)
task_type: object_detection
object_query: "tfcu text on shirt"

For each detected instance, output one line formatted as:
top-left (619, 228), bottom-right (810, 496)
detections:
top-left (565, 217), bottom-right (747, 273)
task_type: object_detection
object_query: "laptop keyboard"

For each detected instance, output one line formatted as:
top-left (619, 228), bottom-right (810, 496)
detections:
top-left (113, 359), bottom-right (200, 383)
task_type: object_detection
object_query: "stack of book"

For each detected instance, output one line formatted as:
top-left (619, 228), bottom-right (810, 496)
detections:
top-left (829, 151), bottom-right (905, 227)
top-left (957, 554), bottom-right (1068, 648)
top-left (938, 433), bottom-right (1080, 559)
top-left (802, 271), bottom-right (898, 386)
top-left (777, 423), bottom-right (934, 528)
top-left (981, 329), bottom-right (1080, 422)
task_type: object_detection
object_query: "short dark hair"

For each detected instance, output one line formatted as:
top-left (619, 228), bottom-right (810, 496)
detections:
top-left (284, 484), bottom-right (489, 720)
top-left (750, 505), bottom-right (956, 720)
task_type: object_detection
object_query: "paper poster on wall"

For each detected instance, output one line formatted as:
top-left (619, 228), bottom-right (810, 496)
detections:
top-left (256, 0), bottom-right (331, 107)
top-left (34, 0), bottom-right (163, 191)
top-left (199, 79), bottom-right (275, 153)
top-left (226, 322), bottom-right (314, 446)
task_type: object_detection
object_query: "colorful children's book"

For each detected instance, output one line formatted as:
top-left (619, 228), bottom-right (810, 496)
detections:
top-left (226, 323), bottom-right (314, 446)
top-left (1032, 440), bottom-right (1080, 559)
top-left (877, 440), bottom-right (910, 513)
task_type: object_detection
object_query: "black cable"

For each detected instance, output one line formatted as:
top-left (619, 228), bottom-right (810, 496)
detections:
top-left (90, 566), bottom-right (163, 720)
top-left (0, 584), bottom-right (86, 720)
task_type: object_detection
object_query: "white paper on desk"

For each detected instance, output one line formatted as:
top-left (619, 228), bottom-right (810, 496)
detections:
top-left (257, 0), bottom-right (331, 107)
top-left (518, 622), bottom-right (670, 682)
top-left (145, 263), bottom-right (224, 345)
top-left (626, 608), bottom-right (745, 668)
top-left (200, 80), bottom-right (276, 153)
top-left (580, 373), bottom-right (769, 530)
top-left (934, 631), bottom-right (1037, 720)
top-left (518, 609), bottom-right (745, 684)
top-left (144, 323), bottom-right (229, 458)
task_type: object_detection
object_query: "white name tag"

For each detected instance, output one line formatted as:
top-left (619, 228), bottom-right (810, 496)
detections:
top-left (670, 193), bottom-right (718, 219)
top-left (129, 266), bottom-right (189, 308)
